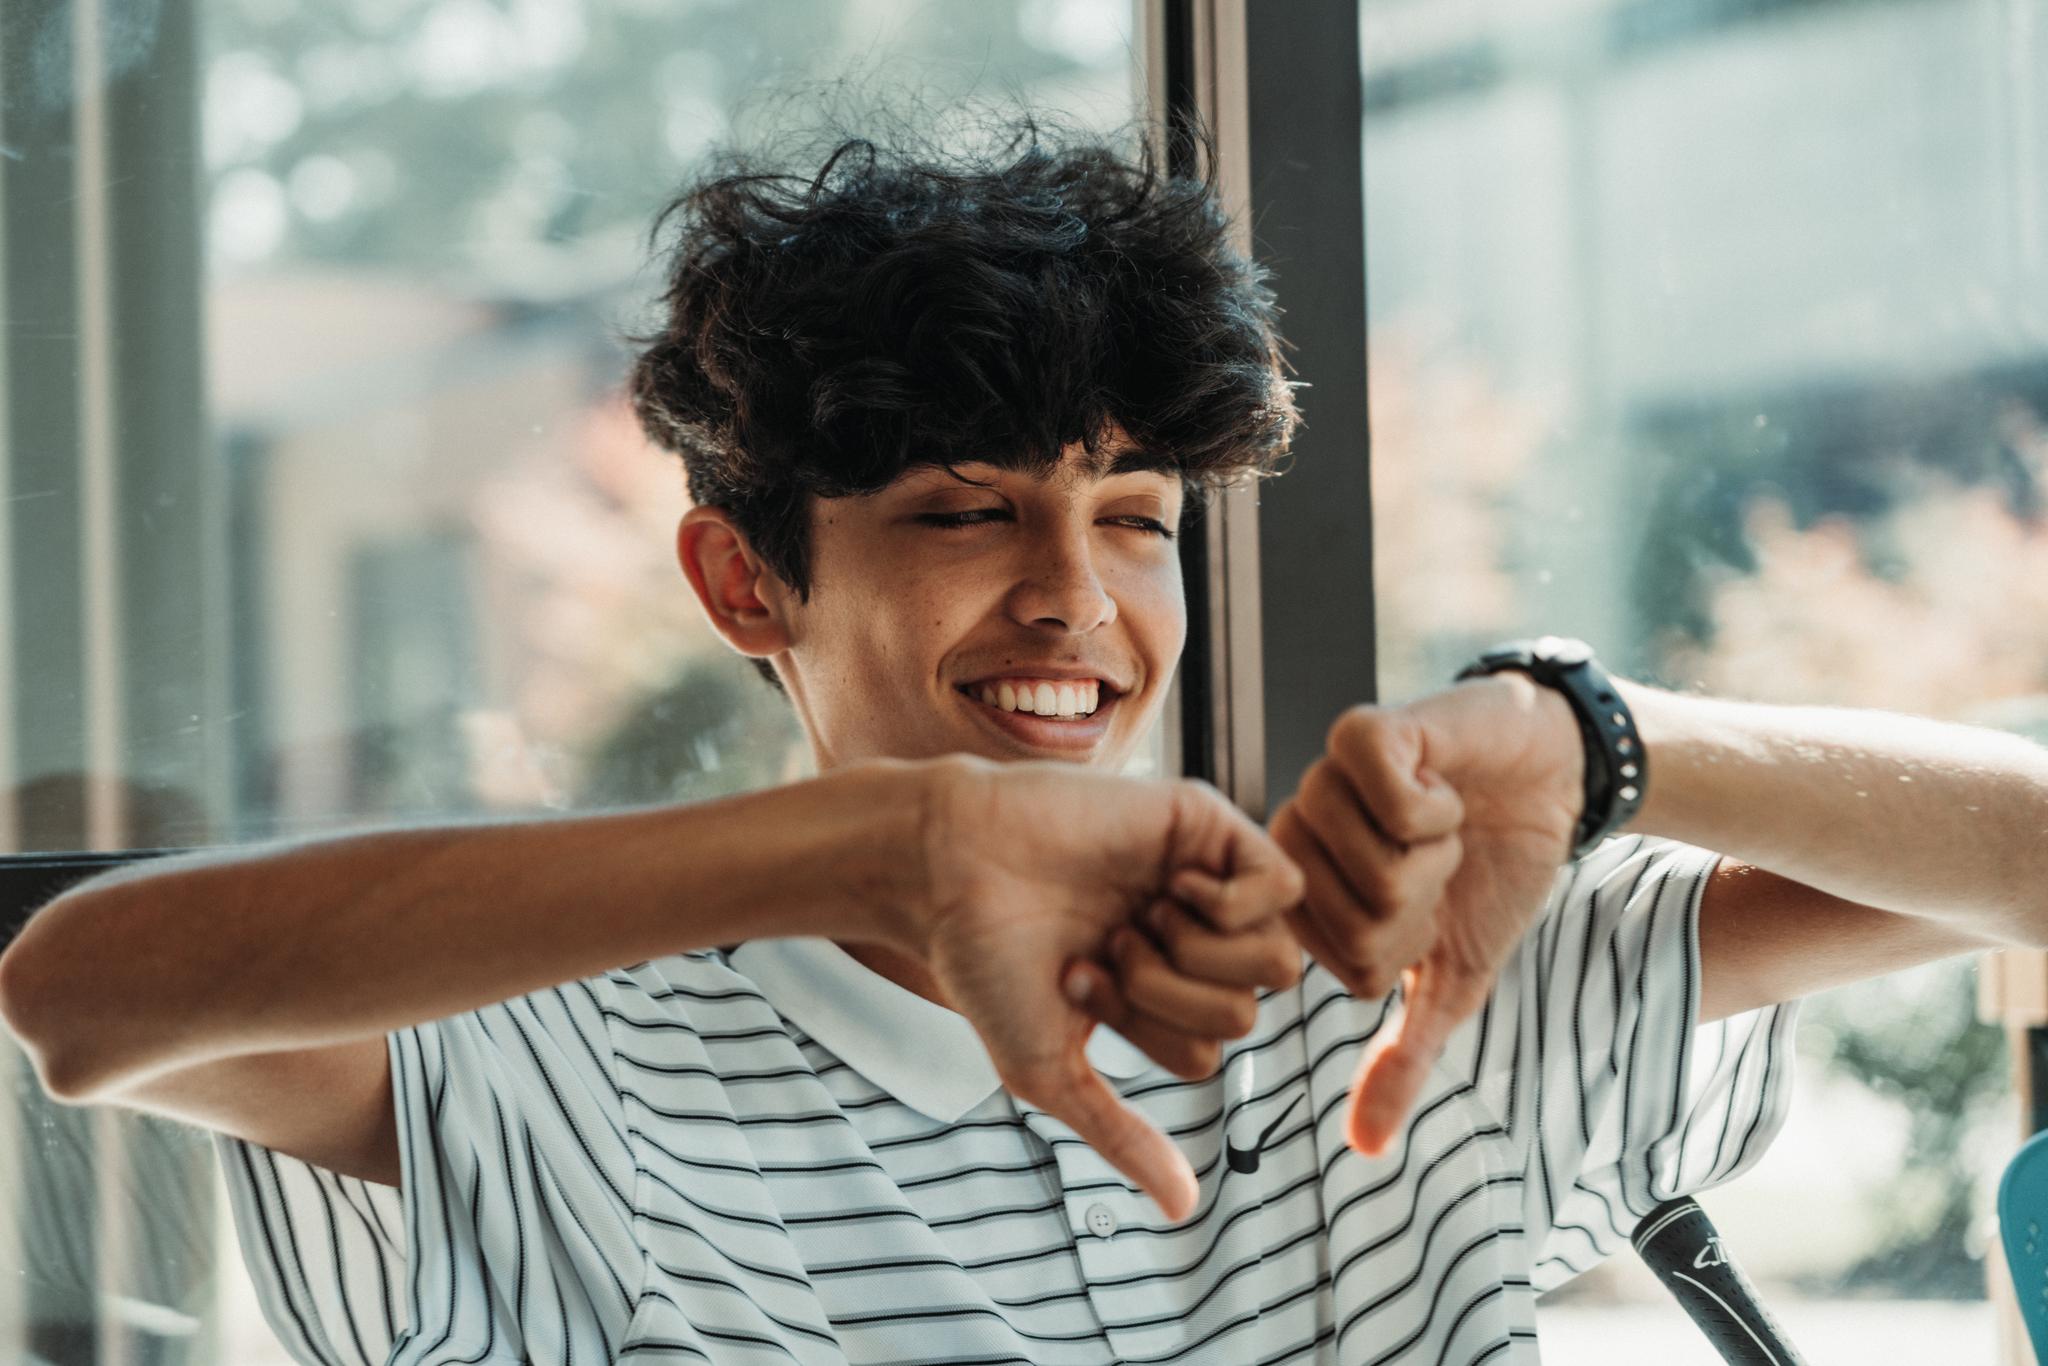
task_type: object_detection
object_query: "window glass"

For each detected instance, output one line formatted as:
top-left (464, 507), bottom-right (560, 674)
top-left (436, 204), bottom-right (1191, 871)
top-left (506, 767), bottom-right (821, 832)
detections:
top-left (1360, 0), bottom-right (2037, 1357)
top-left (0, 4), bottom-right (1147, 1361)
top-left (0, 0), bottom-right (1155, 856)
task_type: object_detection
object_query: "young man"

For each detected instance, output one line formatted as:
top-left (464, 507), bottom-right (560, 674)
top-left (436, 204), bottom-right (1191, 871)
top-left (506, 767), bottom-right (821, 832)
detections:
top-left (5, 124), bottom-right (2046, 1365)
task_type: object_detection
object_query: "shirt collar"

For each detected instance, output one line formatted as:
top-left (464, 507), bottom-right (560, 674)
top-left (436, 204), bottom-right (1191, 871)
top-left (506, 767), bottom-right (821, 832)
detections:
top-left (727, 936), bottom-right (1154, 1124)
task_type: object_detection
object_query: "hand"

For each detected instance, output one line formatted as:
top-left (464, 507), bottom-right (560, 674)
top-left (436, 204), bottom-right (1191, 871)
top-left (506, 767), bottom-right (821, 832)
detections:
top-left (1269, 674), bottom-right (1583, 1155)
top-left (898, 757), bottom-right (1305, 1221)
top-left (1072, 871), bottom-right (1305, 1081)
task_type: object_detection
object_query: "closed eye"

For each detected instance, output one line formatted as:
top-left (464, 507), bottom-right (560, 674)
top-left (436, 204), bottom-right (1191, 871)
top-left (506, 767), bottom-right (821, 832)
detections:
top-left (913, 510), bottom-right (1174, 539)
top-left (1112, 516), bottom-right (1176, 539)
top-left (915, 509), bottom-right (1010, 528)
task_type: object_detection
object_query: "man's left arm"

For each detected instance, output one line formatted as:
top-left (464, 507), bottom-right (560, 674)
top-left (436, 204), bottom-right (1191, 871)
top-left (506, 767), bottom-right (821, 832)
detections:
top-left (1619, 681), bottom-right (2048, 1021)
top-left (1265, 670), bottom-right (2048, 1153)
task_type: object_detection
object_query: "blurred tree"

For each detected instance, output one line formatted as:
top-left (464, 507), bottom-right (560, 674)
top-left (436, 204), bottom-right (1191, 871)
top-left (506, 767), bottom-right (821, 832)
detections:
top-left (1649, 411), bottom-right (2048, 1297)
top-left (1802, 961), bottom-right (2008, 1297)
top-left (579, 655), bottom-right (799, 807)
top-left (203, 0), bottom-right (1105, 274)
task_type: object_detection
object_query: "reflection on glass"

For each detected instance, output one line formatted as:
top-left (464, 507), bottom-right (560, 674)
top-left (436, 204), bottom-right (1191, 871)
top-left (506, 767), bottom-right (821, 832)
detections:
top-left (1, 2), bottom-right (1146, 1361)
top-left (1360, 0), bottom-right (2040, 1358)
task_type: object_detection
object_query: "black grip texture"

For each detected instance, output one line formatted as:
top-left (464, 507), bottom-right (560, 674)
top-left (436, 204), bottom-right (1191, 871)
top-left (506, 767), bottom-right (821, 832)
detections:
top-left (1631, 1197), bottom-right (1809, 1366)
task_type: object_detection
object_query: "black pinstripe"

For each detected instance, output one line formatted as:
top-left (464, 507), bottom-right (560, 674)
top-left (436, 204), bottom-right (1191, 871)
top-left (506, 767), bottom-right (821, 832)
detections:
top-left (212, 836), bottom-right (1794, 1364)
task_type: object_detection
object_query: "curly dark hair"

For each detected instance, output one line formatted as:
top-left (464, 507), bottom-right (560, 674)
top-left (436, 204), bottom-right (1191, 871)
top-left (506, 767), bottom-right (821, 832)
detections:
top-left (627, 117), bottom-right (1298, 687)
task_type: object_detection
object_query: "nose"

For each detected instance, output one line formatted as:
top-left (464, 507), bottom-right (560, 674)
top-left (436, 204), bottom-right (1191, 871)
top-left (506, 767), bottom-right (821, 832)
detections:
top-left (1008, 524), bottom-right (1117, 634)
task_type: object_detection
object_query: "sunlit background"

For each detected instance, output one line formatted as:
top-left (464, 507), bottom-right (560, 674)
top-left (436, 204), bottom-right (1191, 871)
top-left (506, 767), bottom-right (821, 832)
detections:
top-left (2, 0), bottom-right (2043, 1361)
top-left (1363, 0), bottom-right (2044, 1359)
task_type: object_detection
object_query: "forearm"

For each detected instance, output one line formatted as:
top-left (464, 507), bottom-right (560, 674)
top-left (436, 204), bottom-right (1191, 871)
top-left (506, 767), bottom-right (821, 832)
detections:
top-left (0, 760), bottom-right (927, 1098)
top-left (1622, 680), bottom-right (2048, 945)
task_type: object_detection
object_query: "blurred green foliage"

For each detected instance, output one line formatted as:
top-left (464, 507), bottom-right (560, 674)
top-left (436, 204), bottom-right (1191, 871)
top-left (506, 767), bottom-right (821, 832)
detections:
top-left (1802, 960), bottom-right (2008, 1297)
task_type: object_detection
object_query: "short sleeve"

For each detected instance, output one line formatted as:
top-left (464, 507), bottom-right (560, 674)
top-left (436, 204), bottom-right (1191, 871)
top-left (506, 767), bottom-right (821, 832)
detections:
top-left (214, 974), bottom-right (645, 1365)
top-left (1481, 835), bottom-right (1800, 1291)
top-left (213, 1107), bottom-right (407, 1363)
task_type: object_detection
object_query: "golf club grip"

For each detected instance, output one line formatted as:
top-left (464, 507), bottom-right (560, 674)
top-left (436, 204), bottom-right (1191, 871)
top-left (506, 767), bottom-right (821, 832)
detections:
top-left (1631, 1197), bottom-right (1808, 1366)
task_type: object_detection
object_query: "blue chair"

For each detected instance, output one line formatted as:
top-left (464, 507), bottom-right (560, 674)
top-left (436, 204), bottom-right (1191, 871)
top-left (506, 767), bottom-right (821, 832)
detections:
top-left (1998, 1128), bottom-right (2048, 1364)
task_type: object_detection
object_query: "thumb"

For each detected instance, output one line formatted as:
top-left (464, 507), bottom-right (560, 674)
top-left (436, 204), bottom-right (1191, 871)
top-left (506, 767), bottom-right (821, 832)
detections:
top-left (1344, 960), bottom-right (1487, 1156)
top-left (1043, 1055), bottom-right (1200, 1222)
top-left (1032, 963), bottom-right (1201, 1220)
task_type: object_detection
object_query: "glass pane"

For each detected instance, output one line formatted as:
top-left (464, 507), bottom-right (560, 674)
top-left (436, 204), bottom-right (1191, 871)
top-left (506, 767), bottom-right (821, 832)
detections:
top-left (1360, 0), bottom-right (2037, 1358)
top-left (0, 0), bottom-right (1156, 856)
top-left (0, 3), bottom-right (1151, 1362)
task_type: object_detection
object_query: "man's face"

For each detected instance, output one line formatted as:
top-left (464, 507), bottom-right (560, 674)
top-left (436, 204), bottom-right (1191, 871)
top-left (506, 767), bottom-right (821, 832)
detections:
top-left (777, 447), bottom-right (1186, 771)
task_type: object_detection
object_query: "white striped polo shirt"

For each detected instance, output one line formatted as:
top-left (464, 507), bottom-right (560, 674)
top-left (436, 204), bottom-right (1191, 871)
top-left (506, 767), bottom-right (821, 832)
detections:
top-left (212, 834), bottom-right (1797, 1364)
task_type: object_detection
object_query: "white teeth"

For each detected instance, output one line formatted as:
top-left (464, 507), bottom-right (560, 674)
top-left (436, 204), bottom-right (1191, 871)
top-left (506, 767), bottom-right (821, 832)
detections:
top-left (968, 679), bottom-right (1107, 717)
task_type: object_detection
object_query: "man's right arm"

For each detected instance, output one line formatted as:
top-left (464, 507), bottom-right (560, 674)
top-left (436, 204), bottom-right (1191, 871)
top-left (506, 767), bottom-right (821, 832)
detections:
top-left (0, 760), bottom-right (929, 1114)
top-left (0, 756), bottom-right (1304, 1215)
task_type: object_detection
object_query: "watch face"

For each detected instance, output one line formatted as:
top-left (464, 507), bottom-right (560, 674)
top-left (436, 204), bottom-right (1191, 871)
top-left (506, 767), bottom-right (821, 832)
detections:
top-left (1533, 635), bottom-right (1594, 667)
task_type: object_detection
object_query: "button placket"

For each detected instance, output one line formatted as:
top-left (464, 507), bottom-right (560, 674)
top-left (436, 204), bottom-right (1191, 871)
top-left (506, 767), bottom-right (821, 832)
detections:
top-left (1015, 1094), bottom-right (1206, 1363)
top-left (1017, 1106), bottom-right (1151, 1261)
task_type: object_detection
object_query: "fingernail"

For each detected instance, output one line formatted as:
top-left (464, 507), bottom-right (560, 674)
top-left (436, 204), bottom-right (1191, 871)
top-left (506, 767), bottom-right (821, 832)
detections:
top-left (1065, 967), bottom-right (1094, 1005)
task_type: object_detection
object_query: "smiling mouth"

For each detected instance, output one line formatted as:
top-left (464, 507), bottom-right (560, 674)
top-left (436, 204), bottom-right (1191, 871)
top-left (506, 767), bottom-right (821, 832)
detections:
top-left (957, 678), bottom-right (1109, 720)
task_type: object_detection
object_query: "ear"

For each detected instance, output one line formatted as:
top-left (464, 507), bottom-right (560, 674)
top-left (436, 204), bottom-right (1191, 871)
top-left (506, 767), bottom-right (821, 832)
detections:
top-left (676, 506), bottom-right (795, 661)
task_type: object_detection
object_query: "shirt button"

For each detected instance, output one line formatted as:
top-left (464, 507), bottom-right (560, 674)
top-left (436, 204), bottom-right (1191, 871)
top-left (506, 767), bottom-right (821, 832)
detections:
top-left (1084, 1203), bottom-right (1118, 1239)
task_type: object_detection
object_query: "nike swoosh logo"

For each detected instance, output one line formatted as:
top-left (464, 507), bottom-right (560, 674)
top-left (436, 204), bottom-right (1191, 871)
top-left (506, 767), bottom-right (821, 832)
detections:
top-left (1224, 1094), bottom-right (1304, 1174)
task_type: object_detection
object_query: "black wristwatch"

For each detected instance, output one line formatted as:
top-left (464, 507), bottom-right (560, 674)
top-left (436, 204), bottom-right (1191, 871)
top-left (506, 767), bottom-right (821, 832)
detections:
top-left (1453, 636), bottom-right (1646, 859)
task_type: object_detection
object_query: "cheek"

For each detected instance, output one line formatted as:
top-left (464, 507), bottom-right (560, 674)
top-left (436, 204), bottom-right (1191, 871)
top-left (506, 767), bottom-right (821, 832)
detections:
top-left (1121, 561), bottom-right (1187, 659)
top-left (840, 576), bottom-right (982, 673)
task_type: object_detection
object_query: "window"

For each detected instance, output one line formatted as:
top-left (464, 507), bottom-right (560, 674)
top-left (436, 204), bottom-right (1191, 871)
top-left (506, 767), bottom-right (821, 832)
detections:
top-left (6, 0), bottom-right (2032, 1360)
top-left (0, 3), bottom-right (1150, 1359)
top-left (1359, 0), bottom-right (2041, 1357)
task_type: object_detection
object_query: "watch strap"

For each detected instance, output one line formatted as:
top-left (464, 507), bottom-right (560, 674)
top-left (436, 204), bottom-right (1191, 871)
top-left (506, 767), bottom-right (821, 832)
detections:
top-left (1454, 636), bottom-right (1646, 859)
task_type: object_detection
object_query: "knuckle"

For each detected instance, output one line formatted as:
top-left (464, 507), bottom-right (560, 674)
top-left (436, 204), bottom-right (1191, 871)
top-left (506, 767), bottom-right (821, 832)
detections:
top-left (1378, 805), bottom-right (1425, 846)
top-left (1356, 966), bottom-right (1394, 1000)
top-left (1123, 954), bottom-right (1165, 1000)
top-left (1276, 857), bottom-right (1307, 907)
top-left (1300, 760), bottom-right (1341, 814)
top-left (1152, 908), bottom-right (1186, 955)
top-left (1326, 703), bottom-right (1378, 754)
top-left (1337, 922), bottom-right (1376, 967)
top-left (1357, 861), bottom-right (1401, 912)
top-left (1149, 934), bottom-right (1183, 977)
top-left (1270, 810), bottom-right (1308, 863)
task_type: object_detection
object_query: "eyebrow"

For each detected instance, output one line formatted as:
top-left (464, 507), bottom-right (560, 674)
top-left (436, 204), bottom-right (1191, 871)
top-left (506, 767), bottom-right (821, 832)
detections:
top-left (1072, 447), bottom-right (1180, 478)
top-left (928, 451), bottom-right (1177, 485)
